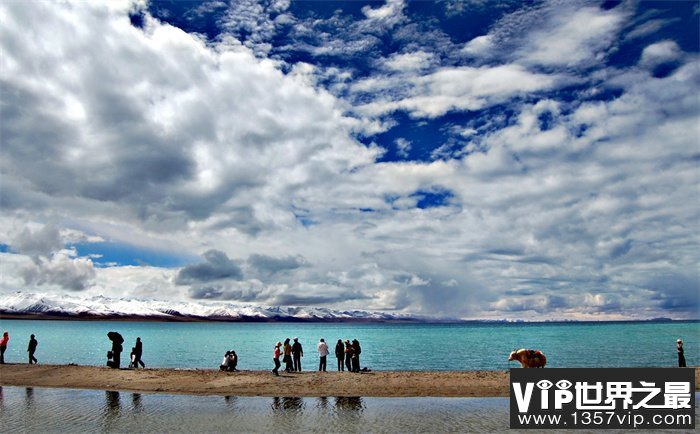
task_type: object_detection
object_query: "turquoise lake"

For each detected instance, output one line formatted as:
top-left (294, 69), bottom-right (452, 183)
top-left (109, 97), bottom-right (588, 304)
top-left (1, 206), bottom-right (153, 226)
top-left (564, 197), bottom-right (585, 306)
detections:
top-left (0, 320), bottom-right (697, 370)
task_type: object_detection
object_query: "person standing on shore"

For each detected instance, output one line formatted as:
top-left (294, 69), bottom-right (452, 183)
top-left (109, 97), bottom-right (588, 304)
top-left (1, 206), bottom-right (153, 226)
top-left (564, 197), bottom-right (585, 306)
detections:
top-left (344, 340), bottom-right (353, 372)
top-left (0, 331), bottom-right (9, 364)
top-left (677, 339), bottom-right (686, 367)
top-left (272, 342), bottom-right (282, 376)
top-left (132, 337), bottom-right (145, 368)
top-left (352, 339), bottom-right (362, 373)
top-left (317, 338), bottom-right (329, 372)
top-left (27, 334), bottom-right (38, 364)
top-left (292, 337), bottom-right (304, 372)
top-left (335, 339), bottom-right (345, 371)
top-left (283, 338), bottom-right (293, 373)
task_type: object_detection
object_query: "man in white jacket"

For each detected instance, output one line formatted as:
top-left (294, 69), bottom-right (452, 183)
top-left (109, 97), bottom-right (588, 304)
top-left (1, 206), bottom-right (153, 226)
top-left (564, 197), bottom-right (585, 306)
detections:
top-left (317, 338), bottom-right (329, 372)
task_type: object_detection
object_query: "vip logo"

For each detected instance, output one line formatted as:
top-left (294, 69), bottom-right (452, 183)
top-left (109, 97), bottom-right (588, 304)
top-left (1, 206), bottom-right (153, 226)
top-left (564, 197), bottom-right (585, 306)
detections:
top-left (513, 379), bottom-right (575, 412)
top-left (510, 368), bottom-right (695, 430)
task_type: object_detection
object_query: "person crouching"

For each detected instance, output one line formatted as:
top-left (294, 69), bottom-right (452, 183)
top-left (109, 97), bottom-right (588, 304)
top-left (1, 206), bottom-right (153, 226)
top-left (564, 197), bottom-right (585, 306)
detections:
top-left (220, 350), bottom-right (238, 372)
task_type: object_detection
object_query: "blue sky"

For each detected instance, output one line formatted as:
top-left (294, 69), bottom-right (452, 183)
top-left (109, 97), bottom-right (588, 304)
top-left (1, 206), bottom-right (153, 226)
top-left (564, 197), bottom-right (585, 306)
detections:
top-left (0, 0), bottom-right (698, 319)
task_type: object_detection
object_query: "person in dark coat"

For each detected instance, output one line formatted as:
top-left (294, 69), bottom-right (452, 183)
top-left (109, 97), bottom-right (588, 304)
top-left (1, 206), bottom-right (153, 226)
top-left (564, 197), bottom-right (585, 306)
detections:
top-left (291, 337), bottom-right (304, 372)
top-left (677, 339), bottom-right (686, 367)
top-left (107, 332), bottom-right (124, 369)
top-left (27, 334), bottom-right (38, 364)
top-left (352, 339), bottom-right (362, 372)
top-left (335, 339), bottom-right (345, 371)
top-left (344, 340), bottom-right (353, 372)
top-left (283, 338), bottom-right (293, 372)
top-left (131, 337), bottom-right (145, 368)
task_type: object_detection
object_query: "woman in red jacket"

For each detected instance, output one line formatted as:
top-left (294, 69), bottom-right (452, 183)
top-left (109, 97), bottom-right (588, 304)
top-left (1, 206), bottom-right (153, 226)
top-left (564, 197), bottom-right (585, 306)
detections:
top-left (0, 331), bottom-right (9, 364)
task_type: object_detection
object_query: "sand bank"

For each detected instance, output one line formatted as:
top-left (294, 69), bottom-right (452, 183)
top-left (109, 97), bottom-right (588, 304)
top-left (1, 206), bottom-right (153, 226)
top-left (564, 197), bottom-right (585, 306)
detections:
top-left (1, 364), bottom-right (697, 397)
top-left (1, 364), bottom-right (509, 397)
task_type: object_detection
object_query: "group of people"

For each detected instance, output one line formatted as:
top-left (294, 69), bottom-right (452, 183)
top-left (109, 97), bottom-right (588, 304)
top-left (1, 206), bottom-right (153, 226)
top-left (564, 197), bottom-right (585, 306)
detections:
top-left (335, 339), bottom-right (362, 373)
top-left (106, 332), bottom-right (145, 369)
top-left (219, 349), bottom-right (238, 371)
top-left (0, 331), bottom-right (38, 365)
top-left (272, 337), bottom-right (305, 375)
top-left (271, 337), bottom-right (363, 376)
top-left (0, 329), bottom-right (690, 370)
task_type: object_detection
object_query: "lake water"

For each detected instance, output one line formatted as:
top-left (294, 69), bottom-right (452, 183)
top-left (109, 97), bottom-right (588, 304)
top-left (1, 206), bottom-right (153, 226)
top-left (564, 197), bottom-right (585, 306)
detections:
top-left (1, 387), bottom-right (698, 433)
top-left (0, 320), bottom-right (697, 370)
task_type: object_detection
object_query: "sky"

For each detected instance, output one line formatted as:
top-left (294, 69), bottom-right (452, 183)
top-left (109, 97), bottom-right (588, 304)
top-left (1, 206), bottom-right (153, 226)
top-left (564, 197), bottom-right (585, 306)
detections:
top-left (0, 0), bottom-right (698, 320)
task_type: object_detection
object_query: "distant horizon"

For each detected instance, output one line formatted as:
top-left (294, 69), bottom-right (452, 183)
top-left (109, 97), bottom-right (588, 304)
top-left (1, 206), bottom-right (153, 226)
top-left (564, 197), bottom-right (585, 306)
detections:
top-left (1, 291), bottom-right (698, 324)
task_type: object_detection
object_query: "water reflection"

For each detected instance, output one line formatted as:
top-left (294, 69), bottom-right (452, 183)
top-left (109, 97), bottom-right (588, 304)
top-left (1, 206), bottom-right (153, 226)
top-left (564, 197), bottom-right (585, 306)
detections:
top-left (271, 397), bottom-right (304, 431)
top-left (316, 396), bottom-right (329, 409)
top-left (223, 395), bottom-right (238, 410)
top-left (103, 391), bottom-right (121, 431)
top-left (25, 387), bottom-right (34, 406)
top-left (132, 393), bottom-right (143, 414)
top-left (335, 396), bottom-right (364, 412)
top-left (334, 396), bottom-right (364, 427)
top-left (271, 396), bottom-right (304, 412)
top-left (0, 386), bottom-right (533, 433)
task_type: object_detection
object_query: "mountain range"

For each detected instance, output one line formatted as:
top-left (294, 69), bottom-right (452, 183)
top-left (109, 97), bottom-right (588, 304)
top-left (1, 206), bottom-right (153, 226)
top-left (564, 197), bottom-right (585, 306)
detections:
top-left (0, 292), bottom-right (428, 322)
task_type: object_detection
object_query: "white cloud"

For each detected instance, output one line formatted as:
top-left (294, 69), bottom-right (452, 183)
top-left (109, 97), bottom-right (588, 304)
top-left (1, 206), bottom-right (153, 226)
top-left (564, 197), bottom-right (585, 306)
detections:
top-left (382, 51), bottom-right (434, 71)
top-left (461, 35), bottom-right (493, 56)
top-left (0, 1), bottom-right (698, 320)
top-left (355, 64), bottom-right (563, 118)
top-left (362, 0), bottom-right (406, 25)
top-left (395, 138), bottom-right (412, 157)
top-left (639, 40), bottom-right (683, 67)
top-left (517, 6), bottom-right (626, 68)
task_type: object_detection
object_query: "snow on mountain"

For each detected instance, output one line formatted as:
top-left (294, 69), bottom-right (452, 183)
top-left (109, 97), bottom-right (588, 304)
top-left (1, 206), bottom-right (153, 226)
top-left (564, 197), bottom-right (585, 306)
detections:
top-left (0, 292), bottom-right (423, 322)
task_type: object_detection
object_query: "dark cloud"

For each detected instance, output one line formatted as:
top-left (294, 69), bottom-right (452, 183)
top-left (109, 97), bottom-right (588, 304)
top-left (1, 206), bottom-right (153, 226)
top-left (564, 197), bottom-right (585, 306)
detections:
top-left (647, 273), bottom-right (700, 312)
top-left (247, 253), bottom-right (308, 276)
top-left (176, 250), bottom-right (244, 285)
top-left (493, 295), bottom-right (574, 313)
top-left (188, 284), bottom-right (263, 302)
top-left (21, 254), bottom-right (95, 291)
top-left (11, 225), bottom-right (63, 256)
top-left (271, 290), bottom-right (369, 306)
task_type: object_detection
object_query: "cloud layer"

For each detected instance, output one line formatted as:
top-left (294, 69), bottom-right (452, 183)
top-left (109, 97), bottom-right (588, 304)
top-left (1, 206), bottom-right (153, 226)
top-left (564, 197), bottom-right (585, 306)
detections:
top-left (0, 0), bottom-right (698, 320)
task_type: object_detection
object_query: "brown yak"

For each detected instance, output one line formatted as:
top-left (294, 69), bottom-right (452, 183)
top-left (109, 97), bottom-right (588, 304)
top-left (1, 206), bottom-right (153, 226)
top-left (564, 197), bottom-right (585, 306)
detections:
top-left (508, 349), bottom-right (547, 368)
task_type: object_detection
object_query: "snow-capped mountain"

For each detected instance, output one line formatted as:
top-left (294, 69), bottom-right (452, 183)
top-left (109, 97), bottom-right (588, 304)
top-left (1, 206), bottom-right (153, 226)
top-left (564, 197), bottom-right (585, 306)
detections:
top-left (0, 292), bottom-right (425, 322)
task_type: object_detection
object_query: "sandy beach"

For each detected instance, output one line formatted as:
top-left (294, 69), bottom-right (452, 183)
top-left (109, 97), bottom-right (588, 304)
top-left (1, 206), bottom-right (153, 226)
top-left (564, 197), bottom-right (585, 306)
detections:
top-left (0, 364), bottom-right (511, 397)
top-left (2, 364), bottom-right (698, 397)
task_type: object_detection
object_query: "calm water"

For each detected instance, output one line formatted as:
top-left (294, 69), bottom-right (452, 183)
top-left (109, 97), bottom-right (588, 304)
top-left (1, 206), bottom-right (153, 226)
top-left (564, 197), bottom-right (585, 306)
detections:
top-left (0, 320), bottom-right (697, 370)
top-left (1, 387), bottom-right (698, 433)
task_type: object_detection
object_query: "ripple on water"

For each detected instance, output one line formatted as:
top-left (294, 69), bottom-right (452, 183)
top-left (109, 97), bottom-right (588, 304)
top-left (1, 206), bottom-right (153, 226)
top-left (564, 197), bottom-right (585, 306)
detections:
top-left (1, 387), bottom-right (698, 433)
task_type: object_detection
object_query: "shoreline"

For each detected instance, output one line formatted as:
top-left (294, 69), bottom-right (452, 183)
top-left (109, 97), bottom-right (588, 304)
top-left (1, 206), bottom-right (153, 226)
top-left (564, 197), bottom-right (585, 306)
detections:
top-left (1, 364), bottom-right (510, 397)
top-left (1, 364), bottom-right (698, 398)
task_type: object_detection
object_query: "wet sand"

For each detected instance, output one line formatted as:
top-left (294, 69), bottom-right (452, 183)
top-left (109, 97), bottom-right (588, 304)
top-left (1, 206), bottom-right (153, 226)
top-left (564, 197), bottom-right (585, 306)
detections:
top-left (1, 364), bottom-right (697, 397)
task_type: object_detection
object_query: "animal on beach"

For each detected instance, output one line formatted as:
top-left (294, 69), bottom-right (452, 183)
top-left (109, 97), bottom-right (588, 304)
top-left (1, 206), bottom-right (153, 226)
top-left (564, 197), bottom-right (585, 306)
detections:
top-left (508, 349), bottom-right (547, 368)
